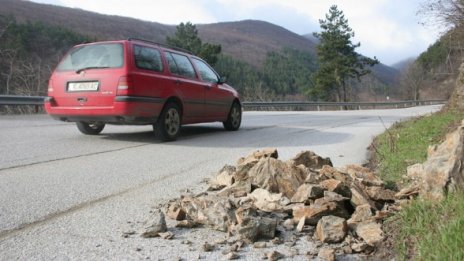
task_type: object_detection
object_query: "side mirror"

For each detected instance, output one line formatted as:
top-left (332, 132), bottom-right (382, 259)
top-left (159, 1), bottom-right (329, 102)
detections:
top-left (218, 76), bottom-right (227, 84)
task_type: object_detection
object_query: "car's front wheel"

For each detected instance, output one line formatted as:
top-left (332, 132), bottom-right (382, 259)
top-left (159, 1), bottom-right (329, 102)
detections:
top-left (154, 103), bottom-right (181, 141)
top-left (223, 102), bottom-right (242, 131)
top-left (76, 121), bottom-right (105, 135)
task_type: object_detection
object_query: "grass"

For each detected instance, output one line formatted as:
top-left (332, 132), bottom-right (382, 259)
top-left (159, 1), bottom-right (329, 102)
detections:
top-left (374, 110), bottom-right (463, 186)
top-left (394, 192), bottom-right (464, 260)
top-left (373, 109), bottom-right (464, 260)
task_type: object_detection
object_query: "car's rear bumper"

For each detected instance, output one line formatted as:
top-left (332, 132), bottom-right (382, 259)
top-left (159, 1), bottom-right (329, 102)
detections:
top-left (45, 96), bottom-right (164, 125)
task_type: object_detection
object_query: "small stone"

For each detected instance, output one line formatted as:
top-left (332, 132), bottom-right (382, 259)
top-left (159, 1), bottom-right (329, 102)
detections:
top-left (253, 242), bottom-right (267, 248)
top-left (271, 237), bottom-right (282, 245)
top-left (365, 186), bottom-right (396, 201)
top-left (181, 240), bottom-right (192, 245)
top-left (209, 165), bottom-right (236, 191)
top-left (235, 216), bottom-right (276, 242)
top-left (284, 241), bottom-right (296, 247)
top-left (141, 209), bottom-right (167, 238)
top-left (315, 216), bottom-right (347, 243)
top-left (288, 248), bottom-right (298, 257)
top-left (317, 247), bottom-right (335, 261)
top-left (159, 231), bottom-right (174, 240)
top-left (167, 202), bottom-right (186, 221)
top-left (355, 222), bottom-right (384, 246)
top-left (351, 242), bottom-right (368, 253)
top-left (319, 179), bottom-right (351, 198)
top-left (342, 245), bottom-right (353, 254)
top-left (290, 150), bottom-right (333, 169)
top-left (176, 220), bottom-right (196, 228)
top-left (290, 184), bottom-right (324, 203)
top-left (305, 171), bottom-right (321, 184)
top-left (343, 164), bottom-right (384, 187)
top-left (202, 242), bottom-right (215, 252)
top-left (224, 252), bottom-right (239, 260)
top-left (296, 216), bottom-right (305, 232)
top-left (282, 219), bottom-right (294, 230)
top-left (267, 250), bottom-right (283, 261)
top-left (122, 230), bottom-right (136, 238)
top-left (293, 198), bottom-right (350, 225)
top-left (348, 204), bottom-right (373, 226)
top-left (350, 182), bottom-right (377, 209)
top-left (215, 238), bottom-right (228, 245)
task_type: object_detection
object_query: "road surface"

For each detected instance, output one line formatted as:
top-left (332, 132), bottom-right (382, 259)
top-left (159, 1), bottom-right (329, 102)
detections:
top-left (0, 106), bottom-right (441, 260)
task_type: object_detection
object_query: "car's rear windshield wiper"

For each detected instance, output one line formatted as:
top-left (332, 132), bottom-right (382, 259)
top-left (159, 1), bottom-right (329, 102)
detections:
top-left (76, 66), bottom-right (110, 74)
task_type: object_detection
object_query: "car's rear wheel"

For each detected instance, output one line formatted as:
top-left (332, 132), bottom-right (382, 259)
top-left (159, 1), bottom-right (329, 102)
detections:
top-left (154, 103), bottom-right (181, 141)
top-left (223, 102), bottom-right (241, 131)
top-left (76, 121), bottom-right (105, 135)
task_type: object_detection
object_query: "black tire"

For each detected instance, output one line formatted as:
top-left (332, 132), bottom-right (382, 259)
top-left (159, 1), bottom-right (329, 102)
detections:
top-left (223, 102), bottom-right (242, 131)
top-left (76, 121), bottom-right (105, 135)
top-left (154, 103), bottom-right (181, 141)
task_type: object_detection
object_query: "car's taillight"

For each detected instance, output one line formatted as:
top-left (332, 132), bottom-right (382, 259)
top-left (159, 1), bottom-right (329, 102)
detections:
top-left (117, 76), bottom-right (134, 96)
top-left (47, 80), bottom-right (54, 94)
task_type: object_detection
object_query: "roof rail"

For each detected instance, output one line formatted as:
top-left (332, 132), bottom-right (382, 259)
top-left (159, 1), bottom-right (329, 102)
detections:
top-left (127, 38), bottom-right (193, 54)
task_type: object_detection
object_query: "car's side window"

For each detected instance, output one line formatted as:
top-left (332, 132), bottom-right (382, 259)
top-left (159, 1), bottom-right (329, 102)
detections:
top-left (165, 52), bottom-right (179, 75)
top-left (192, 58), bottom-right (219, 83)
top-left (134, 45), bottom-right (163, 72)
top-left (167, 52), bottom-right (196, 79)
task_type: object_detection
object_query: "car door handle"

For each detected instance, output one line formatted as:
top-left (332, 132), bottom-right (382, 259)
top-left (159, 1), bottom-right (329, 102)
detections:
top-left (204, 84), bottom-right (212, 89)
top-left (174, 79), bottom-right (182, 85)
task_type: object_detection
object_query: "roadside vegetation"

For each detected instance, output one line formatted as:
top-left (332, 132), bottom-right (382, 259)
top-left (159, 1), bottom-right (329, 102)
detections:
top-left (373, 108), bottom-right (464, 260)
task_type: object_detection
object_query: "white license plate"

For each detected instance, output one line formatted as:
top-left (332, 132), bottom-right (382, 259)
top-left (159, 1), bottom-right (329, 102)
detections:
top-left (68, 81), bottom-right (99, 92)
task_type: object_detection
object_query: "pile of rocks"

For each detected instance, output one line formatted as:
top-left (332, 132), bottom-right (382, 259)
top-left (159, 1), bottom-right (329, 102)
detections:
top-left (143, 149), bottom-right (398, 259)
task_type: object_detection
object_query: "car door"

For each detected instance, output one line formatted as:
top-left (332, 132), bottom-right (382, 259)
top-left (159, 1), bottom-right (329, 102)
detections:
top-left (191, 58), bottom-right (232, 120)
top-left (165, 52), bottom-right (205, 121)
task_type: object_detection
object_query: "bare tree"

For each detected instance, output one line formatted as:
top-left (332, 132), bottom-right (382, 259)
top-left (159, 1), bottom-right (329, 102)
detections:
top-left (400, 62), bottom-right (426, 101)
top-left (0, 49), bottom-right (18, 95)
top-left (419, 0), bottom-right (464, 30)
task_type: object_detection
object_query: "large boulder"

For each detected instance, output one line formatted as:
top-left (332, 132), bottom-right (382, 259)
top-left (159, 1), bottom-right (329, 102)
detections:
top-left (410, 120), bottom-right (464, 201)
top-left (247, 157), bottom-right (307, 198)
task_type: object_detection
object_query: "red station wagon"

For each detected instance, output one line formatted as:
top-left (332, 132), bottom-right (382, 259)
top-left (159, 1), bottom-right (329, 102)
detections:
top-left (45, 39), bottom-right (242, 141)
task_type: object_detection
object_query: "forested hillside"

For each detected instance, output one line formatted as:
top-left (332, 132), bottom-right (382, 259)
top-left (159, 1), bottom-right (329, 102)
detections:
top-left (0, 0), bottom-right (399, 101)
top-left (396, 0), bottom-right (464, 101)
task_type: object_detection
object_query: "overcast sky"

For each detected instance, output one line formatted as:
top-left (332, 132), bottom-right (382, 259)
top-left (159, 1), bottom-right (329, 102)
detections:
top-left (30, 0), bottom-right (440, 66)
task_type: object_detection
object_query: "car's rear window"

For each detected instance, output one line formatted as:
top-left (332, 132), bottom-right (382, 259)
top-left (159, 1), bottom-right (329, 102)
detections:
top-left (57, 43), bottom-right (124, 71)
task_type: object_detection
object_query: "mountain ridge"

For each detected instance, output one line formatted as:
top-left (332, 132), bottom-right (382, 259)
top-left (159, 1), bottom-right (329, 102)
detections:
top-left (0, 0), bottom-right (399, 89)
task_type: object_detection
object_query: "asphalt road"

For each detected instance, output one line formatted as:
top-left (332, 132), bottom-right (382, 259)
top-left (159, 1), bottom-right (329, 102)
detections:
top-left (0, 106), bottom-right (441, 260)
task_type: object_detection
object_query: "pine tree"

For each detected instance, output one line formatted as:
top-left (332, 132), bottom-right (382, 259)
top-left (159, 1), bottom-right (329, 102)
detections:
top-left (312, 5), bottom-right (378, 102)
top-left (166, 22), bottom-right (221, 65)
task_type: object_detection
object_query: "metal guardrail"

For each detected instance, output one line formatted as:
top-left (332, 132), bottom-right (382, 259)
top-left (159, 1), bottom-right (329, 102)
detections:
top-left (242, 100), bottom-right (447, 111)
top-left (0, 95), bottom-right (447, 112)
top-left (0, 95), bottom-right (47, 113)
top-left (0, 95), bottom-right (47, 105)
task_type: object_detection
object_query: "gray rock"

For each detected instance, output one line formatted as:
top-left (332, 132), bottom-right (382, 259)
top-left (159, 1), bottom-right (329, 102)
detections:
top-left (141, 209), bottom-right (167, 238)
top-left (235, 216), bottom-right (276, 242)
